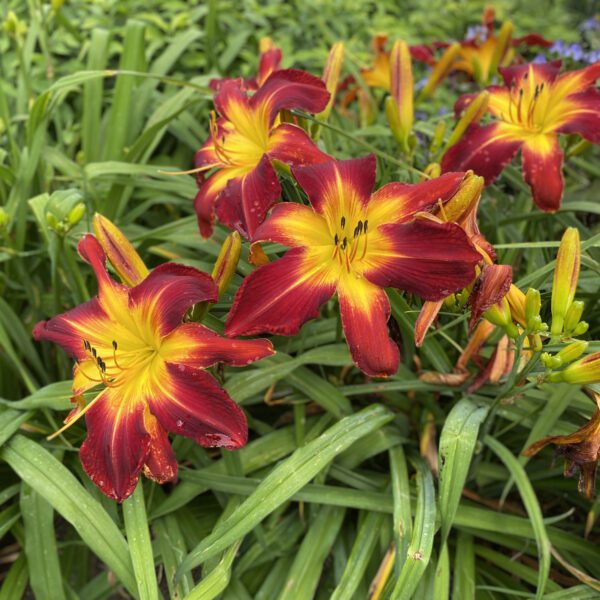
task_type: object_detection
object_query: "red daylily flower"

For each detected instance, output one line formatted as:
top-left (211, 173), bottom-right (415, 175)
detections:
top-left (224, 156), bottom-right (481, 377)
top-left (210, 37), bottom-right (282, 93)
top-left (33, 235), bottom-right (273, 502)
top-left (194, 69), bottom-right (331, 240)
top-left (442, 60), bottom-right (600, 212)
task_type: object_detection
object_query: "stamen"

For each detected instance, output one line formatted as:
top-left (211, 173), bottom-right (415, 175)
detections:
top-left (334, 233), bottom-right (339, 245)
top-left (341, 216), bottom-right (346, 230)
top-left (47, 391), bottom-right (104, 441)
top-left (341, 237), bottom-right (347, 250)
top-left (517, 88), bottom-right (524, 122)
top-left (363, 220), bottom-right (368, 233)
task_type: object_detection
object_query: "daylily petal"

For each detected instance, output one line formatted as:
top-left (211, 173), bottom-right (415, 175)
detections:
top-left (160, 322), bottom-right (274, 369)
top-left (555, 89), bottom-right (600, 144)
top-left (414, 300), bottom-right (444, 347)
top-left (257, 47), bottom-right (283, 87)
top-left (214, 80), bottom-right (256, 138)
top-left (367, 172), bottom-right (465, 226)
top-left (149, 363), bottom-right (248, 449)
top-left (337, 273), bottom-right (399, 377)
top-left (194, 166), bottom-right (254, 239)
top-left (214, 155), bottom-right (281, 240)
top-left (292, 155), bottom-right (376, 219)
top-left (142, 409), bottom-right (178, 485)
top-left (129, 263), bottom-right (217, 337)
top-left (521, 134), bottom-right (564, 212)
top-left (251, 69), bottom-right (330, 127)
top-left (225, 246), bottom-right (337, 337)
top-left (468, 264), bottom-right (513, 331)
top-left (498, 60), bottom-right (562, 88)
top-left (253, 202), bottom-right (332, 248)
top-left (363, 220), bottom-right (480, 301)
top-left (267, 123), bottom-right (331, 166)
top-left (441, 122), bottom-right (522, 185)
top-left (80, 388), bottom-right (150, 502)
top-left (33, 298), bottom-right (110, 361)
top-left (549, 61), bottom-right (600, 102)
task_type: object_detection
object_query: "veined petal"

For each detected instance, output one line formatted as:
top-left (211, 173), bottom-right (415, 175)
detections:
top-left (129, 263), bottom-right (217, 337)
top-left (550, 61), bottom-right (600, 102)
top-left (267, 123), bottom-right (331, 166)
top-left (337, 273), bottom-right (399, 377)
top-left (367, 172), bottom-right (465, 226)
top-left (78, 235), bottom-right (130, 319)
top-left (554, 89), bottom-right (600, 144)
top-left (225, 247), bottom-right (337, 337)
top-left (468, 264), bottom-right (513, 331)
top-left (80, 387), bottom-right (150, 502)
top-left (498, 61), bottom-right (562, 88)
top-left (521, 134), bottom-right (564, 212)
top-left (214, 155), bottom-right (280, 240)
top-left (252, 69), bottom-right (330, 127)
top-left (33, 298), bottom-right (111, 361)
top-left (441, 122), bottom-right (522, 185)
top-left (257, 47), bottom-right (283, 86)
top-left (149, 363), bottom-right (248, 449)
top-left (160, 322), bottom-right (274, 369)
top-left (194, 166), bottom-right (254, 238)
top-left (292, 155), bottom-right (376, 219)
top-left (363, 220), bottom-right (480, 301)
top-left (142, 408), bottom-right (177, 484)
top-left (253, 202), bottom-right (332, 248)
top-left (214, 80), bottom-right (257, 140)
top-left (414, 300), bottom-right (444, 347)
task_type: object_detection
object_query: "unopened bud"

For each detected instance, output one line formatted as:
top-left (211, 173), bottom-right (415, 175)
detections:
top-left (67, 202), bottom-right (86, 226)
top-left (556, 340), bottom-right (589, 365)
top-left (419, 42), bottom-right (461, 100)
top-left (549, 352), bottom-right (600, 384)
top-left (46, 212), bottom-right (59, 231)
top-left (212, 231), bottom-right (242, 298)
top-left (571, 321), bottom-right (589, 337)
top-left (317, 42), bottom-right (345, 123)
top-left (429, 120), bottom-right (446, 154)
top-left (564, 300), bottom-right (584, 334)
top-left (488, 21), bottom-right (514, 81)
top-left (442, 171), bottom-right (484, 223)
top-left (484, 298), bottom-right (519, 339)
top-left (0, 207), bottom-right (8, 232)
top-left (551, 227), bottom-right (580, 337)
top-left (421, 162), bottom-right (441, 181)
top-left (387, 40), bottom-right (414, 153)
top-left (541, 352), bottom-right (562, 369)
top-left (525, 288), bottom-right (541, 329)
top-left (444, 91), bottom-right (490, 151)
top-left (505, 284), bottom-right (526, 328)
top-left (93, 213), bottom-right (149, 286)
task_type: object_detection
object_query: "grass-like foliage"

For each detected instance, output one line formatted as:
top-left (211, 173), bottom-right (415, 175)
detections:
top-left (1, 1), bottom-right (600, 599)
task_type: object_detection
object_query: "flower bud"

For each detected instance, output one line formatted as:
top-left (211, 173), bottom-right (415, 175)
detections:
top-left (317, 42), bottom-right (345, 123)
top-left (442, 171), bottom-right (484, 223)
top-left (444, 91), bottom-right (490, 151)
top-left (541, 352), bottom-right (562, 369)
top-left (46, 211), bottom-right (59, 231)
top-left (387, 40), bottom-right (414, 153)
top-left (67, 202), bottom-right (86, 227)
top-left (484, 300), bottom-right (520, 339)
top-left (422, 162), bottom-right (441, 181)
top-left (556, 340), bottom-right (589, 365)
top-left (524, 288), bottom-right (541, 329)
top-left (488, 20), bottom-right (514, 81)
top-left (429, 120), bottom-right (446, 154)
top-left (93, 213), bottom-right (149, 286)
top-left (212, 231), bottom-right (242, 298)
top-left (564, 300), bottom-right (584, 334)
top-left (549, 352), bottom-right (600, 384)
top-left (571, 321), bottom-right (589, 337)
top-left (505, 284), bottom-right (526, 327)
top-left (0, 207), bottom-right (9, 233)
top-left (551, 227), bottom-right (580, 337)
top-left (419, 42), bottom-right (461, 99)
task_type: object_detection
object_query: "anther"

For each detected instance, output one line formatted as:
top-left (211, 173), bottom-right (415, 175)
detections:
top-left (112, 341), bottom-right (117, 350)
top-left (92, 347), bottom-right (97, 358)
top-left (354, 220), bottom-right (363, 237)
top-left (341, 216), bottom-right (346, 229)
top-left (364, 220), bottom-right (368, 233)
top-left (334, 233), bottom-right (339, 245)
top-left (341, 237), bottom-right (347, 250)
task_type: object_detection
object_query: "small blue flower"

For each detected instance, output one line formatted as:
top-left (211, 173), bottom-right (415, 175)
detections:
top-left (465, 25), bottom-right (488, 43)
top-left (581, 16), bottom-right (599, 31)
top-left (532, 54), bottom-right (548, 64)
